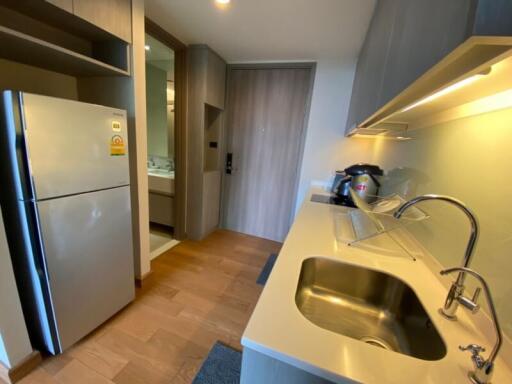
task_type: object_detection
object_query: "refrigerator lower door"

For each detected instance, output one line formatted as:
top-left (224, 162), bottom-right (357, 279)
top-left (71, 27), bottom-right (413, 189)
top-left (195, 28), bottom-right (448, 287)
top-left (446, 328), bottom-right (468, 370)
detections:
top-left (35, 186), bottom-right (134, 352)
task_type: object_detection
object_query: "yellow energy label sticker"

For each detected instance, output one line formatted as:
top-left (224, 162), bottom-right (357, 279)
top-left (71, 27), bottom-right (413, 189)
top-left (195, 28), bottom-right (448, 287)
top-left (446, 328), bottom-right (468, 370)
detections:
top-left (110, 135), bottom-right (126, 156)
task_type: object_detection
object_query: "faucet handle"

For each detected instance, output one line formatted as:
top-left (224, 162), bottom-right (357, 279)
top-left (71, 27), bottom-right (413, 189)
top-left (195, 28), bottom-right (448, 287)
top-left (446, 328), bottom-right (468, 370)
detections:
top-left (460, 344), bottom-right (487, 371)
top-left (460, 344), bottom-right (485, 356)
top-left (472, 287), bottom-right (481, 302)
top-left (471, 287), bottom-right (481, 309)
top-left (458, 287), bottom-right (481, 313)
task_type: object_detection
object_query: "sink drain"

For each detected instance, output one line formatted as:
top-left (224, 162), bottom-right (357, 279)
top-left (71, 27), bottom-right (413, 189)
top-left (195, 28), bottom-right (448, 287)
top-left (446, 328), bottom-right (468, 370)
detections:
top-left (360, 336), bottom-right (393, 350)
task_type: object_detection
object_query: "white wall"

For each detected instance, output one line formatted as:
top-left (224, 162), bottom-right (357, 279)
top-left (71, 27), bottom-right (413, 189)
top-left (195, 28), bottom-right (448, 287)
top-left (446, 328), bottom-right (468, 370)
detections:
top-left (298, 102), bottom-right (512, 340)
top-left (295, 59), bottom-right (374, 213)
top-left (0, 210), bottom-right (33, 369)
top-left (365, 108), bottom-right (512, 340)
top-left (295, 56), bottom-right (512, 340)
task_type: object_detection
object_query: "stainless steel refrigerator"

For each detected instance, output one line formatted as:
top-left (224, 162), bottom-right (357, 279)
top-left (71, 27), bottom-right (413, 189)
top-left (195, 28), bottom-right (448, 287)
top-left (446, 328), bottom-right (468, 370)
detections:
top-left (0, 91), bottom-right (135, 354)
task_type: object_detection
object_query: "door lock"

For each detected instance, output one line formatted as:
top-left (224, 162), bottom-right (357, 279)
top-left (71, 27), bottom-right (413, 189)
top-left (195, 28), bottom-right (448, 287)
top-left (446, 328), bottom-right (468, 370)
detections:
top-left (226, 153), bottom-right (233, 174)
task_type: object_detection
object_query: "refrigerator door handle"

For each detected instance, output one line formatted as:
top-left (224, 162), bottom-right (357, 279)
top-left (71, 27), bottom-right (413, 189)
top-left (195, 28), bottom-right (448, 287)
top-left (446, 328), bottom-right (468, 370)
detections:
top-left (23, 200), bottom-right (62, 353)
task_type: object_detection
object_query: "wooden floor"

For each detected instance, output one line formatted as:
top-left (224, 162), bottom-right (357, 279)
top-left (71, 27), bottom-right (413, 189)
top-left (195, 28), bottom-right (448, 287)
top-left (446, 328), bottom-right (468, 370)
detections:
top-left (17, 230), bottom-right (281, 384)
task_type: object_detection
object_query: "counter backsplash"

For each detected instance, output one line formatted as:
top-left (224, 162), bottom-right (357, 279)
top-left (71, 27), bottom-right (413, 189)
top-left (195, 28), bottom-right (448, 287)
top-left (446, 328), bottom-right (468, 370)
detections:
top-left (345, 107), bottom-right (512, 340)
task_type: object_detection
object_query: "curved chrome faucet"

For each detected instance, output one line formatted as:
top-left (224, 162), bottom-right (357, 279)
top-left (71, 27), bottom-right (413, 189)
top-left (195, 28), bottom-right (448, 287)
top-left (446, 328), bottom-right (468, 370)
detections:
top-left (394, 194), bottom-right (480, 319)
top-left (441, 267), bottom-right (502, 384)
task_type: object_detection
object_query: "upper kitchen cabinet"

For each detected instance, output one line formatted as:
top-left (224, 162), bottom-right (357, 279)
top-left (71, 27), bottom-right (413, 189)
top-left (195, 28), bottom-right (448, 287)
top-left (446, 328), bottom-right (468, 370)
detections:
top-left (73, 0), bottom-right (132, 43)
top-left (42, 0), bottom-right (132, 43)
top-left (346, 0), bottom-right (512, 135)
top-left (205, 49), bottom-right (227, 110)
top-left (346, 0), bottom-right (399, 135)
top-left (0, 1), bottom-right (131, 76)
top-left (378, 1), bottom-right (473, 107)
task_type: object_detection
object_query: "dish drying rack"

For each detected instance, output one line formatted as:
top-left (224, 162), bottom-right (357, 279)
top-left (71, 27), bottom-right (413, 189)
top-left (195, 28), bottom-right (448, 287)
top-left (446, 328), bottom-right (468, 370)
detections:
top-left (334, 189), bottom-right (429, 252)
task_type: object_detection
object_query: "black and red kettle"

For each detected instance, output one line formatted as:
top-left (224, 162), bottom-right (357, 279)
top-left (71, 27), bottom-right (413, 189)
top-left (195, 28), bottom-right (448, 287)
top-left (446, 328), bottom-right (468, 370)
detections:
top-left (332, 164), bottom-right (384, 205)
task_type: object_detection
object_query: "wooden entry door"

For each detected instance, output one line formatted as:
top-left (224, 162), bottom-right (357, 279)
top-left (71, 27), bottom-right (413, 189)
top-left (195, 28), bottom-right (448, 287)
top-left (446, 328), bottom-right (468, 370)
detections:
top-left (222, 66), bottom-right (313, 242)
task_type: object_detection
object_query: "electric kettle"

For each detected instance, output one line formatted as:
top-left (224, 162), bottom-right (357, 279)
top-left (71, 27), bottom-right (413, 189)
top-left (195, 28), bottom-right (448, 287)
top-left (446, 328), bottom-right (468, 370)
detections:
top-left (332, 164), bottom-right (384, 204)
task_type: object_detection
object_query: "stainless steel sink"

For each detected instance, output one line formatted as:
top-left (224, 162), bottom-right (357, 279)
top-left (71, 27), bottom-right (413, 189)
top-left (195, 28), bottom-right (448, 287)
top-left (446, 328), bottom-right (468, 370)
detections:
top-left (295, 257), bottom-right (446, 361)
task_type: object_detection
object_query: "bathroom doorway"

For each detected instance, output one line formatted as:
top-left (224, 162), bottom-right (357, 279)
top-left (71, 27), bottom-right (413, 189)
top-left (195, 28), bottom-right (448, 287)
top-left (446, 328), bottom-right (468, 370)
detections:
top-left (145, 21), bottom-right (187, 259)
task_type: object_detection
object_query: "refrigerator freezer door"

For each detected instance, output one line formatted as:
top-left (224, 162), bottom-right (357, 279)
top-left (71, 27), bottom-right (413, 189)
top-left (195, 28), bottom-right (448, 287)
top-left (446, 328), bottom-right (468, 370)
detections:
top-left (36, 186), bottom-right (134, 351)
top-left (21, 93), bottom-right (130, 200)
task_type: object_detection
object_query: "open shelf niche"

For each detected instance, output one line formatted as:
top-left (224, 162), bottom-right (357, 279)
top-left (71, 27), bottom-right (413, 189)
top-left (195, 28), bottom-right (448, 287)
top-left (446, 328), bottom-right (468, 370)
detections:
top-left (0, 4), bottom-right (130, 77)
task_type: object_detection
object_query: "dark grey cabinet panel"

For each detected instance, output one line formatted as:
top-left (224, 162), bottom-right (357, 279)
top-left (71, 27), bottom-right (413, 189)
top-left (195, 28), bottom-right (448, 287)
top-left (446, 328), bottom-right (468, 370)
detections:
top-left (379, 0), bottom-right (473, 107)
top-left (345, 0), bottom-right (512, 134)
top-left (472, 0), bottom-right (512, 36)
top-left (345, 0), bottom-right (398, 134)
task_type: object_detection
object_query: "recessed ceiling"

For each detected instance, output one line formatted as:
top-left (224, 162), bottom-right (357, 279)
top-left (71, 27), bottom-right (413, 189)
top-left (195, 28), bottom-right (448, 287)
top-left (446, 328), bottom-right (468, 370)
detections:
top-left (145, 0), bottom-right (376, 63)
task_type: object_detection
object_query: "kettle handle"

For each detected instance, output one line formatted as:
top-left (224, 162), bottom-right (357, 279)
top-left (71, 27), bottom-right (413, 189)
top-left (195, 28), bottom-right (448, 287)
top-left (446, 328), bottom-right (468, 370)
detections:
top-left (368, 173), bottom-right (381, 187)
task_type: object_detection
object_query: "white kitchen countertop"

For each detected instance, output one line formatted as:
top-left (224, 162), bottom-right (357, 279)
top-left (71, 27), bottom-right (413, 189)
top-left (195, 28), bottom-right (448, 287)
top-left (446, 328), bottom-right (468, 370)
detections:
top-left (242, 188), bottom-right (512, 384)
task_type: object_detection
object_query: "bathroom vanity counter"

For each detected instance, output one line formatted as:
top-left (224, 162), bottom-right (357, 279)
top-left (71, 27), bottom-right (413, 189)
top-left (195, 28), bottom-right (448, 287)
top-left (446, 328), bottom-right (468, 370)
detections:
top-left (148, 169), bottom-right (175, 226)
top-left (148, 169), bottom-right (175, 196)
top-left (241, 188), bottom-right (512, 384)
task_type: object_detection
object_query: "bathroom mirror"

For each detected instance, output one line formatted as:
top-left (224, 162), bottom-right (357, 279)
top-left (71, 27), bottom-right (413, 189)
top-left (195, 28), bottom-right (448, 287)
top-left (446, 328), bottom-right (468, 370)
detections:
top-left (145, 33), bottom-right (175, 170)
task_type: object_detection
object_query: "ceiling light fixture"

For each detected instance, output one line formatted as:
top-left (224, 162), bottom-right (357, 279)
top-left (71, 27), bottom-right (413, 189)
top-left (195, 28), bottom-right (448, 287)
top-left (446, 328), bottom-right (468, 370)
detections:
top-left (145, 45), bottom-right (150, 51)
top-left (215, 0), bottom-right (231, 9)
top-left (401, 68), bottom-right (492, 113)
top-left (351, 134), bottom-right (412, 141)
